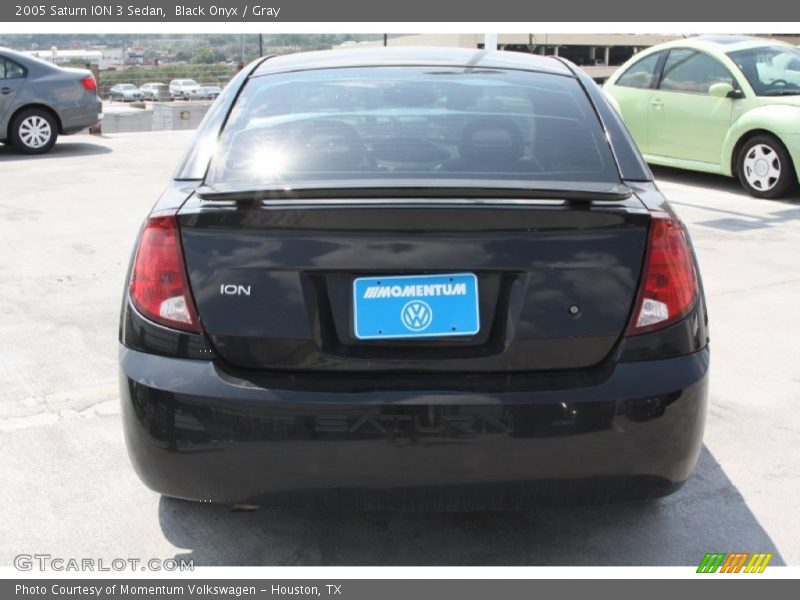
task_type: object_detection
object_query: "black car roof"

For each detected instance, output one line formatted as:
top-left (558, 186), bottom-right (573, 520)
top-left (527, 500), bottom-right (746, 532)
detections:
top-left (253, 47), bottom-right (573, 77)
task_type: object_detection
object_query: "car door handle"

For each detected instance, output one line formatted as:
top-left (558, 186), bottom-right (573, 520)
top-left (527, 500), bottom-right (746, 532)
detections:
top-left (0, 87), bottom-right (11, 95)
top-left (650, 99), bottom-right (664, 109)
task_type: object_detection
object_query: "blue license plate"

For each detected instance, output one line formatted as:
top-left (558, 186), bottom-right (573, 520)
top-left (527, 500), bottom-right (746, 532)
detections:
top-left (353, 273), bottom-right (480, 340)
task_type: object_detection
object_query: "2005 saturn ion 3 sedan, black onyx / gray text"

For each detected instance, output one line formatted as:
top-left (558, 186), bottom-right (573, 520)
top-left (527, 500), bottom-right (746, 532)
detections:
top-left (0, 47), bottom-right (102, 154)
top-left (119, 48), bottom-right (709, 510)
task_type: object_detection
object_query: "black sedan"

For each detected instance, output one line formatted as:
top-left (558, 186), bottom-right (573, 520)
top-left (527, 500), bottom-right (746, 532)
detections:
top-left (119, 48), bottom-right (709, 510)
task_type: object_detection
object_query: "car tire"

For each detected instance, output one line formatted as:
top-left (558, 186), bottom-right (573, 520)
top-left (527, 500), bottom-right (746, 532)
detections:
top-left (736, 134), bottom-right (796, 199)
top-left (9, 108), bottom-right (58, 155)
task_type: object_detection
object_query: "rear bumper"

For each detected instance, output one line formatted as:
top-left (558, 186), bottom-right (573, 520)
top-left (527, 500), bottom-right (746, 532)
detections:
top-left (120, 344), bottom-right (709, 509)
top-left (59, 97), bottom-right (102, 134)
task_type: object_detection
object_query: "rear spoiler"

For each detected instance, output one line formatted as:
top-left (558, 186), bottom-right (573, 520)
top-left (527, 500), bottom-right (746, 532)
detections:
top-left (196, 181), bottom-right (633, 204)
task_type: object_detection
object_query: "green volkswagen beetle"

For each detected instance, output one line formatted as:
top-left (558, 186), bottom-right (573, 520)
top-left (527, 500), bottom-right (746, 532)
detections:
top-left (604, 36), bottom-right (800, 198)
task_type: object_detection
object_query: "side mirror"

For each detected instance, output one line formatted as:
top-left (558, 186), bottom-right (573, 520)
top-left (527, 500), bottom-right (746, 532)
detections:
top-left (708, 82), bottom-right (734, 98)
top-left (709, 82), bottom-right (743, 99)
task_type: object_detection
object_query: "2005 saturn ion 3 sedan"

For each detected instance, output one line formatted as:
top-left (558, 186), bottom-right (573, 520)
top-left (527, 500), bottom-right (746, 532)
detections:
top-left (120, 48), bottom-right (709, 510)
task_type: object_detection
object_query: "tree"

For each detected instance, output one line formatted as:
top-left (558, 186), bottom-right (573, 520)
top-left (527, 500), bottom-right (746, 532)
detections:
top-left (192, 47), bottom-right (219, 64)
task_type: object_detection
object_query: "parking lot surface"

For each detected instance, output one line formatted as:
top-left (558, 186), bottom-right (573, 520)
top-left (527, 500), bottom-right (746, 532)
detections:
top-left (0, 133), bottom-right (798, 566)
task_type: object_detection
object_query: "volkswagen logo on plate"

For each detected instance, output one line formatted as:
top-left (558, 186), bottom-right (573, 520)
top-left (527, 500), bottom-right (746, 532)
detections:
top-left (401, 300), bottom-right (433, 332)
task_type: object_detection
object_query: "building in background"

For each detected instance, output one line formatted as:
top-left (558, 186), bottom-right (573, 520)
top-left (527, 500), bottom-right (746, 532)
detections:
top-left (23, 46), bottom-right (124, 69)
top-left (338, 33), bottom-right (800, 81)
top-left (125, 46), bottom-right (146, 66)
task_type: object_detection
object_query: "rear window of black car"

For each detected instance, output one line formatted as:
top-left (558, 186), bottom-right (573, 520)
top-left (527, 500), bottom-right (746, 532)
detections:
top-left (205, 67), bottom-right (620, 187)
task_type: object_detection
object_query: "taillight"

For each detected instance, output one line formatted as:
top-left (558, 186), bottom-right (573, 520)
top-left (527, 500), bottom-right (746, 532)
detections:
top-left (80, 76), bottom-right (97, 93)
top-left (129, 214), bottom-right (202, 333)
top-left (626, 213), bottom-right (699, 336)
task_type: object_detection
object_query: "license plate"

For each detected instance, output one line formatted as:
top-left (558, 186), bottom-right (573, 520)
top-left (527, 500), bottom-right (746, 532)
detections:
top-left (353, 273), bottom-right (480, 340)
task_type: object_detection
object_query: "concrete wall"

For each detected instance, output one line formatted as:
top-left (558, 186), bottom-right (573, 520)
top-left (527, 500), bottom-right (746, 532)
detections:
top-left (101, 108), bottom-right (153, 133)
top-left (152, 102), bottom-right (210, 131)
top-left (100, 101), bottom-right (211, 134)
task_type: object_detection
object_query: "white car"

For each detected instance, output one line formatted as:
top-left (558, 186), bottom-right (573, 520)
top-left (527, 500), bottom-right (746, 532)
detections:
top-left (169, 79), bottom-right (201, 100)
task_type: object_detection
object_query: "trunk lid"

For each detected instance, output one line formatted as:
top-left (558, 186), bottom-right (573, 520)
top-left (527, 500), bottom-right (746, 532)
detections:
top-left (178, 197), bottom-right (649, 372)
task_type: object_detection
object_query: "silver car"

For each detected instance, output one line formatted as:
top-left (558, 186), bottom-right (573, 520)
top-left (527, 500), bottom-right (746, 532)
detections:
top-left (0, 47), bottom-right (102, 154)
top-left (109, 83), bottom-right (144, 102)
top-left (189, 84), bottom-right (223, 100)
top-left (139, 82), bottom-right (168, 101)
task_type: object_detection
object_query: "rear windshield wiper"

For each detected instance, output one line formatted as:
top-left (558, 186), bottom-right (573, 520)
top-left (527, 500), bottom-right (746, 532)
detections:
top-left (196, 181), bottom-right (633, 203)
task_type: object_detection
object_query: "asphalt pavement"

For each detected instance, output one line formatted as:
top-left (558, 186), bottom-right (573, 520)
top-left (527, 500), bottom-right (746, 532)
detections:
top-left (0, 132), bottom-right (798, 566)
